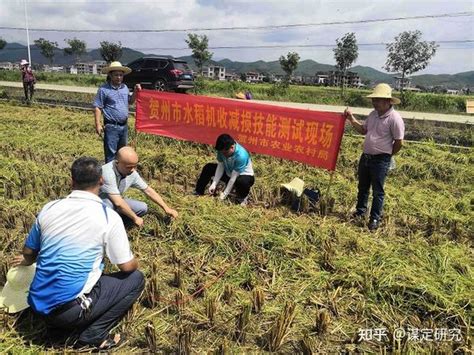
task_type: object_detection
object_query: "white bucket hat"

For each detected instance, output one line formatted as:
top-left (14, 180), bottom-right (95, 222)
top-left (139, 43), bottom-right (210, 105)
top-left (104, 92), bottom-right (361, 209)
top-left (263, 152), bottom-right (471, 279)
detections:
top-left (366, 83), bottom-right (401, 104)
top-left (20, 59), bottom-right (29, 66)
top-left (0, 264), bottom-right (36, 313)
top-left (101, 61), bottom-right (131, 75)
top-left (281, 177), bottom-right (305, 197)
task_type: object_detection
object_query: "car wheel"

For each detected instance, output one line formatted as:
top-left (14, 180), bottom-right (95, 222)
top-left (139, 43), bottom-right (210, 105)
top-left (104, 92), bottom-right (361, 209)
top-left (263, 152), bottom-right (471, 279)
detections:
top-left (153, 79), bottom-right (166, 91)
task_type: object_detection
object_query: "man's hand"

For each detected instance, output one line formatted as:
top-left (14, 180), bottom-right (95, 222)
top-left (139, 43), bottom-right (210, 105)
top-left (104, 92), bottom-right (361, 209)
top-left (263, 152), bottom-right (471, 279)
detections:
top-left (95, 123), bottom-right (103, 136)
top-left (343, 107), bottom-right (366, 135)
top-left (344, 107), bottom-right (354, 122)
top-left (134, 216), bottom-right (144, 228)
top-left (165, 208), bottom-right (178, 219)
top-left (11, 254), bottom-right (32, 267)
top-left (134, 84), bottom-right (142, 92)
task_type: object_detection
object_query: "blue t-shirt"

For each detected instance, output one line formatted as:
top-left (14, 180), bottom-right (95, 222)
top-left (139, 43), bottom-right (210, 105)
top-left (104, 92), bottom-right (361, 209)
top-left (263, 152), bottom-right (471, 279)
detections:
top-left (93, 82), bottom-right (130, 124)
top-left (217, 142), bottom-right (253, 176)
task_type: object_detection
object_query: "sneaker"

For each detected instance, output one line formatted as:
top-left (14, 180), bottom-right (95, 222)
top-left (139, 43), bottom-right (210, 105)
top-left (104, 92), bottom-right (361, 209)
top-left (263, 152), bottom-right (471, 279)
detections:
top-left (368, 219), bottom-right (380, 231)
top-left (192, 191), bottom-right (203, 196)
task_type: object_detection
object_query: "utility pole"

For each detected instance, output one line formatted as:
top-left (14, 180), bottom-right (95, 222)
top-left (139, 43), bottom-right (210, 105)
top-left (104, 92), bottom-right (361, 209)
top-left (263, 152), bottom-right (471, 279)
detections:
top-left (24, 0), bottom-right (31, 64)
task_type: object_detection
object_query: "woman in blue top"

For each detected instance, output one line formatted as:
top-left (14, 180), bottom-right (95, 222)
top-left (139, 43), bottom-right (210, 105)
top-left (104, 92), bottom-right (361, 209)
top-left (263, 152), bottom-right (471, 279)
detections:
top-left (195, 134), bottom-right (255, 206)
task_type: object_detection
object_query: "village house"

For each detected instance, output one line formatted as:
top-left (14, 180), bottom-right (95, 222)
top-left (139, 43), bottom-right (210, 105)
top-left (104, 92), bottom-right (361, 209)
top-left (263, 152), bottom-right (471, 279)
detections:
top-left (245, 72), bottom-right (265, 83)
top-left (0, 62), bottom-right (14, 70)
top-left (394, 76), bottom-right (412, 90)
top-left (328, 71), bottom-right (362, 87)
top-left (202, 65), bottom-right (226, 80)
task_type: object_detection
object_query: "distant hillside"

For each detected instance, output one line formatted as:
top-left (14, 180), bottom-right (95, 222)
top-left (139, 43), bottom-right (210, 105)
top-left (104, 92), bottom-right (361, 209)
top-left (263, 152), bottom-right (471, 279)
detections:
top-left (1, 43), bottom-right (472, 88)
top-left (410, 71), bottom-right (474, 89)
top-left (351, 65), bottom-right (394, 85)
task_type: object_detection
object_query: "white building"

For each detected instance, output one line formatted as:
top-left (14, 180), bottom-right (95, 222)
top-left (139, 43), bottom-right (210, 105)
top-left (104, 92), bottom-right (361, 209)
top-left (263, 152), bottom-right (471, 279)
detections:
top-left (43, 65), bottom-right (65, 73)
top-left (67, 61), bottom-right (107, 75)
top-left (203, 65), bottom-right (226, 80)
top-left (0, 62), bottom-right (14, 70)
top-left (394, 76), bottom-right (412, 90)
top-left (246, 72), bottom-right (265, 83)
top-left (315, 73), bottom-right (329, 85)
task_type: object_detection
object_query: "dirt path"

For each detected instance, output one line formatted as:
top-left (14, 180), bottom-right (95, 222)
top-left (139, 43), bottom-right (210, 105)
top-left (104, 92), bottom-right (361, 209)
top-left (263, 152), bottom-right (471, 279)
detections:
top-left (1, 80), bottom-right (472, 124)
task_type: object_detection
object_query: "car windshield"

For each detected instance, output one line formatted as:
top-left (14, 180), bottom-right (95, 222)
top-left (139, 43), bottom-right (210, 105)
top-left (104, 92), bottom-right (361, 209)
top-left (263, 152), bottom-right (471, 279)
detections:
top-left (174, 62), bottom-right (190, 71)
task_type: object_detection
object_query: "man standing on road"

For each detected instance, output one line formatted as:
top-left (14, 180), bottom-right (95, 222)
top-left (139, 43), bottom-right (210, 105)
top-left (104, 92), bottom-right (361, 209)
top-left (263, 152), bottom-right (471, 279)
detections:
top-left (93, 61), bottom-right (141, 163)
top-left (344, 83), bottom-right (405, 231)
top-left (100, 146), bottom-right (178, 227)
top-left (11, 157), bottom-right (144, 350)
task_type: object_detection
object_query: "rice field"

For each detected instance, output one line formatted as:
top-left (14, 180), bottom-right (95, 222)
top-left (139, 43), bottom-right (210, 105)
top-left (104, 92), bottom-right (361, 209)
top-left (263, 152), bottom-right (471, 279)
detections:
top-left (0, 101), bottom-right (472, 353)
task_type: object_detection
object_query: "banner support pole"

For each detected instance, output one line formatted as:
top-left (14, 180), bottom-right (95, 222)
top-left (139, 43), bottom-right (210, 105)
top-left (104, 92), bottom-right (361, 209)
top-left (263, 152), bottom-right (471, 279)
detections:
top-left (320, 171), bottom-right (335, 216)
top-left (325, 171), bottom-right (335, 198)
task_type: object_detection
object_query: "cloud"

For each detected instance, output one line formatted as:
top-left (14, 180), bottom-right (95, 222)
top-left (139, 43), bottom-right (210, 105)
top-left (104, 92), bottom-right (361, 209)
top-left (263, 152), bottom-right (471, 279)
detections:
top-left (1, 0), bottom-right (472, 74)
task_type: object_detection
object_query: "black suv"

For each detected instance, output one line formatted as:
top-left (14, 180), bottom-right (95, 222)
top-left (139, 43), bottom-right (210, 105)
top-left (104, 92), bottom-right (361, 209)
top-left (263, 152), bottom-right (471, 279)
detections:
top-left (124, 56), bottom-right (194, 92)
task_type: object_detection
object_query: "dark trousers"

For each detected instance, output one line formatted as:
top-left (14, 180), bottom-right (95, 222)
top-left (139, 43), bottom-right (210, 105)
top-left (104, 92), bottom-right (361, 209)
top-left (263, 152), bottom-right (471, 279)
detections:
top-left (23, 81), bottom-right (34, 101)
top-left (104, 123), bottom-right (128, 163)
top-left (195, 163), bottom-right (255, 199)
top-left (44, 270), bottom-right (144, 346)
top-left (356, 153), bottom-right (391, 221)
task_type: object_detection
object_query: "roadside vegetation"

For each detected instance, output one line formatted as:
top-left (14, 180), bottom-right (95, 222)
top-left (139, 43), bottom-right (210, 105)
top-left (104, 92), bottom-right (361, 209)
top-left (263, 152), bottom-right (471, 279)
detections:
top-left (1, 84), bottom-right (473, 147)
top-left (0, 102), bottom-right (472, 353)
top-left (1, 70), bottom-right (472, 114)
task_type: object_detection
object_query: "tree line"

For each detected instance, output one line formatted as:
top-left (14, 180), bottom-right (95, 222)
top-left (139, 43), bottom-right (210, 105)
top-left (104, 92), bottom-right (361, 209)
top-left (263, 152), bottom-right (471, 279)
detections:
top-left (0, 30), bottom-right (438, 97)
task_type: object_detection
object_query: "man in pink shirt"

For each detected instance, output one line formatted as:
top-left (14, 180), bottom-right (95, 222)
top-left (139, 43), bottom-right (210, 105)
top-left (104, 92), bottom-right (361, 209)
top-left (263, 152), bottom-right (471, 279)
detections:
top-left (344, 83), bottom-right (405, 231)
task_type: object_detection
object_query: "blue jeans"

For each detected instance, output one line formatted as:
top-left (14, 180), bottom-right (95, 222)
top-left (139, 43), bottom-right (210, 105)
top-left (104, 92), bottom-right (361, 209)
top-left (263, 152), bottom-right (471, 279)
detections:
top-left (44, 270), bottom-right (145, 346)
top-left (356, 153), bottom-right (391, 221)
top-left (103, 123), bottom-right (128, 163)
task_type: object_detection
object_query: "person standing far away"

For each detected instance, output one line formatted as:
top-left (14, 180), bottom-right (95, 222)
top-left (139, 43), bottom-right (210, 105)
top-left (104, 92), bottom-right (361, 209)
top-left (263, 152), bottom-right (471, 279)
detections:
top-left (93, 61), bottom-right (142, 163)
top-left (344, 83), bottom-right (405, 231)
top-left (194, 133), bottom-right (255, 206)
top-left (10, 157), bottom-right (144, 351)
top-left (100, 146), bottom-right (178, 227)
top-left (19, 59), bottom-right (36, 103)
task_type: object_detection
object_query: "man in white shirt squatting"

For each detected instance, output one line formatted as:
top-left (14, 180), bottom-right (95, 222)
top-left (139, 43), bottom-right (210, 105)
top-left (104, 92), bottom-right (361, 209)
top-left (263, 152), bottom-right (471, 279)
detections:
top-left (12, 157), bottom-right (144, 350)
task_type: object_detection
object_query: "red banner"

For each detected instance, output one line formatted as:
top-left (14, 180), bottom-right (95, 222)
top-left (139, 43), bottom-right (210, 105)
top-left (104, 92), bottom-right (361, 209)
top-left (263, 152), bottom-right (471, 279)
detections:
top-left (135, 90), bottom-right (345, 171)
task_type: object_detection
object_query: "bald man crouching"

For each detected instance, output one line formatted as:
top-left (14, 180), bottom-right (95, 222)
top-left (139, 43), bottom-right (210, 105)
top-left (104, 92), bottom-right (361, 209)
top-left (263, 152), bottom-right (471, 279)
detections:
top-left (100, 146), bottom-right (178, 227)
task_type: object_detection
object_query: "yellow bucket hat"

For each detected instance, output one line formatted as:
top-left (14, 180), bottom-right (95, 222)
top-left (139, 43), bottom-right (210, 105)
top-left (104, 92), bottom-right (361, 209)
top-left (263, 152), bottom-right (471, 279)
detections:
top-left (281, 177), bottom-right (305, 197)
top-left (101, 61), bottom-right (132, 75)
top-left (366, 83), bottom-right (401, 104)
top-left (235, 91), bottom-right (246, 100)
top-left (0, 264), bottom-right (36, 313)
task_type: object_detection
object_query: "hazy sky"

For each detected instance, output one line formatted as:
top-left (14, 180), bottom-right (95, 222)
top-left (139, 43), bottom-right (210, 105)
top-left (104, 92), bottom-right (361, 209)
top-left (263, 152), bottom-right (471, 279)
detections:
top-left (1, 0), bottom-right (473, 74)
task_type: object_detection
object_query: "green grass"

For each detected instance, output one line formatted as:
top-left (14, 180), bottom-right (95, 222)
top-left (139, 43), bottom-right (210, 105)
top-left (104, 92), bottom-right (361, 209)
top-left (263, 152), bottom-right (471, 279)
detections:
top-left (1, 85), bottom-right (473, 147)
top-left (0, 102), bottom-right (472, 353)
top-left (1, 70), bottom-right (472, 113)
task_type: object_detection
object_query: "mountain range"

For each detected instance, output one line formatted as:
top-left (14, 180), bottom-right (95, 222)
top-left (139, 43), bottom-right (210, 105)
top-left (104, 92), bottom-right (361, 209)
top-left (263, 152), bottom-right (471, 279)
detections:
top-left (1, 42), bottom-right (472, 89)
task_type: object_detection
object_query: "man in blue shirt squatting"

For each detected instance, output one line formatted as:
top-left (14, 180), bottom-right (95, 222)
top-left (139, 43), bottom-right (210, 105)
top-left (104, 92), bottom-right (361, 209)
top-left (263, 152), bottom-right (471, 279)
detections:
top-left (11, 157), bottom-right (144, 350)
top-left (194, 133), bottom-right (255, 205)
top-left (93, 61), bottom-right (141, 163)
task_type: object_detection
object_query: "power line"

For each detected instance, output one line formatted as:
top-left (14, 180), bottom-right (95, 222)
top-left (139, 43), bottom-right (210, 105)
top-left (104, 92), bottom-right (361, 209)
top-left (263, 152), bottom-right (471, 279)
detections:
top-left (4, 39), bottom-right (473, 51)
top-left (146, 40), bottom-right (474, 51)
top-left (0, 12), bottom-right (472, 33)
